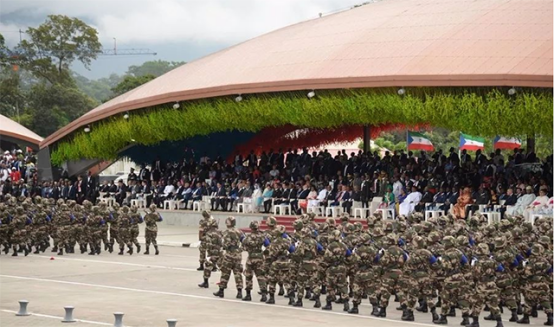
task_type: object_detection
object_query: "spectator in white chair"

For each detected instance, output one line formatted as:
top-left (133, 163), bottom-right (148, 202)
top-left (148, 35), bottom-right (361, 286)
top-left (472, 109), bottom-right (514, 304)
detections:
top-left (524, 187), bottom-right (549, 219)
top-left (251, 183), bottom-right (262, 212)
top-left (399, 185), bottom-right (422, 216)
top-left (512, 186), bottom-right (536, 216)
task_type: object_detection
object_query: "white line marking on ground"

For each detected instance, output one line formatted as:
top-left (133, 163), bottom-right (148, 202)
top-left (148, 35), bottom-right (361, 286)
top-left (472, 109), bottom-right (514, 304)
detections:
top-left (29, 255), bottom-right (200, 272)
top-left (0, 275), bottom-right (435, 327)
top-left (1, 309), bottom-right (119, 326)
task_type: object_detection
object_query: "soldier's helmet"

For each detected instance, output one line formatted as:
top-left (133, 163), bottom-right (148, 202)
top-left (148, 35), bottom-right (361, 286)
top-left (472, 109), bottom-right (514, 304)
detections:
top-left (225, 216), bottom-right (236, 228)
top-left (331, 229), bottom-right (342, 242)
top-left (384, 221), bottom-right (394, 233)
top-left (267, 216), bottom-right (277, 227)
top-left (340, 212), bottom-right (349, 223)
top-left (249, 220), bottom-right (259, 230)
top-left (372, 227), bottom-right (385, 237)
top-left (442, 235), bottom-right (456, 249)
top-left (373, 211), bottom-right (383, 221)
top-left (366, 216), bottom-right (375, 227)
top-left (34, 196), bottom-right (42, 204)
top-left (16, 206), bottom-right (24, 214)
top-left (18, 195), bottom-right (26, 203)
top-left (130, 206), bottom-right (138, 213)
top-left (396, 220), bottom-right (407, 233)
top-left (346, 223), bottom-right (356, 234)
top-left (48, 198), bottom-right (55, 205)
top-left (530, 243), bottom-right (544, 256)
top-left (201, 210), bottom-right (211, 219)
top-left (413, 235), bottom-right (426, 249)
top-left (521, 222), bottom-right (533, 234)
top-left (354, 222), bottom-right (363, 232)
top-left (493, 236), bottom-right (507, 249)
top-left (121, 206), bottom-right (130, 213)
top-left (4, 194), bottom-right (11, 201)
top-left (293, 219), bottom-right (304, 231)
top-left (511, 227), bottom-right (523, 240)
top-left (423, 221), bottom-right (434, 233)
top-left (456, 235), bottom-right (469, 247)
top-left (83, 200), bottom-right (92, 209)
top-left (438, 215), bottom-right (449, 227)
top-left (277, 225), bottom-right (286, 234)
top-left (0, 203), bottom-right (5, 211)
top-left (113, 203), bottom-right (120, 210)
top-left (499, 219), bottom-right (512, 231)
top-left (325, 217), bottom-right (336, 227)
top-left (484, 224), bottom-right (496, 235)
top-left (74, 205), bottom-right (82, 212)
top-left (60, 204), bottom-right (68, 211)
top-left (92, 206), bottom-right (99, 214)
top-left (57, 199), bottom-right (65, 206)
top-left (67, 200), bottom-right (76, 208)
top-left (476, 243), bottom-right (490, 256)
top-left (468, 216), bottom-right (479, 227)
top-left (301, 227), bottom-right (312, 238)
top-left (98, 201), bottom-right (106, 209)
top-left (307, 212), bottom-right (316, 220)
top-left (412, 213), bottom-right (424, 223)
top-left (538, 235), bottom-right (551, 248)
top-left (427, 216), bottom-right (437, 225)
top-left (385, 233), bottom-right (397, 246)
top-left (149, 204), bottom-right (156, 212)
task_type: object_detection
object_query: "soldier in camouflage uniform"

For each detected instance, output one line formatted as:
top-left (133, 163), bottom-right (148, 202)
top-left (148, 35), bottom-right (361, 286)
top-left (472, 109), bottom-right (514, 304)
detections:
top-left (241, 220), bottom-right (267, 302)
top-left (377, 233), bottom-right (407, 318)
top-left (292, 224), bottom-right (322, 308)
top-left (144, 204), bottom-right (162, 255)
top-left (348, 230), bottom-right (379, 315)
top-left (491, 235), bottom-right (520, 322)
top-left (198, 217), bottom-right (222, 288)
top-left (402, 235), bottom-right (440, 322)
top-left (96, 201), bottom-right (110, 251)
top-left (322, 229), bottom-right (351, 312)
top-left (317, 217), bottom-right (337, 297)
top-left (0, 203), bottom-right (12, 254)
top-left (117, 206), bottom-right (133, 255)
top-left (129, 206), bottom-right (142, 253)
top-left (517, 243), bottom-right (553, 325)
top-left (197, 210), bottom-right (211, 271)
top-left (109, 202), bottom-right (121, 252)
top-left (265, 225), bottom-right (293, 304)
top-left (213, 216), bottom-right (245, 299)
top-left (434, 235), bottom-right (471, 325)
top-left (88, 206), bottom-right (105, 255)
top-left (10, 206), bottom-right (30, 256)
top-left (56, 203), bottom-right (73, 255)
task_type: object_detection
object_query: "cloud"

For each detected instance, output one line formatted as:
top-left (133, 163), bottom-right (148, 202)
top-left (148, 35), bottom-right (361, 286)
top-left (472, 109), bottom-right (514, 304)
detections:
top-left (1, 0), bottom-right (363, 47)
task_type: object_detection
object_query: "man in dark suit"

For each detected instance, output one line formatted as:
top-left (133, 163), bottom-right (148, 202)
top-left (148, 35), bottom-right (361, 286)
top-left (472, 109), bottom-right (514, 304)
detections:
top-left (360, 174), bottom-right (373, 208)
top-left (211, 182), bottom-right (228, 211)
top-left (50, 181), bottom-right (61, 200)
top-left (499, 187), bottom-right (518, 219)
top-left (115, 180), bottom-right (127, 205)
top-left (138, 164), bottom-right (151, 182)
top-left (62, 181), bottom-right (70, 200)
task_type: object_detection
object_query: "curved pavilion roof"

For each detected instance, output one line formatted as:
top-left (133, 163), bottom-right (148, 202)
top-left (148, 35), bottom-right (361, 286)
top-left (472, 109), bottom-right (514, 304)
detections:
top-left (41, 0), bottom-right (553, 148)
top-left (0, 114), bottom-right (43, 149)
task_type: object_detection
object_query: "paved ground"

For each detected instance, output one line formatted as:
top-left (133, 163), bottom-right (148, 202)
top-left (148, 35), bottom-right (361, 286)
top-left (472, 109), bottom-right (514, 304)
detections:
top-left (0, 229), bottom-right (547, 327)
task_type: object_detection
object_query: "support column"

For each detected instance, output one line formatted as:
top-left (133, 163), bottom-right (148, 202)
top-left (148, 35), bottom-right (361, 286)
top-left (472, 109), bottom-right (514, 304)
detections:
top-left (363, 125), bottom-right (371, 153)
top-left (526, 135), bottom-right (535, 154)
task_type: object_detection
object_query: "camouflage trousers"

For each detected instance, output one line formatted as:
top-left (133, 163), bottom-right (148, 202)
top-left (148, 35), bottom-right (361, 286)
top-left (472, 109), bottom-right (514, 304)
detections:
top-left (496, 274), bottom-right (518, 310)
top-left (89, 228), bottom-right (102, 251)
top-left (130, 226), bottom-right (139, 246)
top-left (296, 261), bottom-right (320, 299)
top-left (244, 256), bottom-right (266, 291)
top-left (218, 252), bottom-right (244, 290)
top-left (145, 229), bottom-right (158, 246)
top-left (204, 254), bottom-right (221, 280)
top-left (326, 266), bottom-right (349, 301)
top-left (351, 270), bottom-right (379, 305)
top-left (57, 226), bottom-right (69, 248)
top-left (11, 229), bottom-right (27, 247)
top-left (405, 274), bottom-right (437, 311)
top-left (0, 227), bottom-right (11, 247)
top-left (470, 281), bottom-right (500, 317)
top-left (198, 240), bottom-right (207, 265)
top-left (33, 226), bottom-right (50, 247)
top-left (440, 274), bottom-right (470, 316)
top-left (267, 259), bottom-right (291, 294)
top-left (109, 227), bottom-right (119, 246)
top-left (380, 269), bottom-right (402, 308)
top-left (101, 226), bottom-right (109, 247)
top-left (522, 281), bottom-right (553, 315)
top-left (117, 228), bottom-right (132, 248)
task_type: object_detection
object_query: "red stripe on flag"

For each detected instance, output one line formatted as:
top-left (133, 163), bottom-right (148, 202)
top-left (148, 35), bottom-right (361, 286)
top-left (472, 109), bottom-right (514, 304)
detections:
top-left (494, 142), bottom-right (521, 150)
top-left (408, 144), bottom-right (434, 151)
top-left (460, 145), bottom-right (484, 151)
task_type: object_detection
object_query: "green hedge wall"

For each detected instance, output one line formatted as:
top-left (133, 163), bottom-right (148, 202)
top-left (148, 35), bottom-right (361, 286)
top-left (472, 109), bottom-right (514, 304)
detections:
top-left (50, 88), bottom-right (553, 165)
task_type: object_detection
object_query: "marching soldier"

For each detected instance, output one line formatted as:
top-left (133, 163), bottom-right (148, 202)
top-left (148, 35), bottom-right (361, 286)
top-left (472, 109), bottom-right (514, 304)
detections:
top-left (143, 204), bottom-right (162, 255)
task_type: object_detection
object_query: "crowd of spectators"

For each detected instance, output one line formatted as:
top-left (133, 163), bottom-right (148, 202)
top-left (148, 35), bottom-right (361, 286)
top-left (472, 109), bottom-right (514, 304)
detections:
top-left (1, 146), bottom-right (553, 220)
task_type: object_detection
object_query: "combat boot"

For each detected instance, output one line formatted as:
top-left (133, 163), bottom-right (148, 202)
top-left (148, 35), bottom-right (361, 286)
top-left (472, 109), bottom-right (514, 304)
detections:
top-left (348, 302), bottom-right (359, 314)
top-left (335, 297), bottom-right (345, 304)
top-left (197, 263), bottom-right (204, 271)
top-left (460, 313), bottom-right (470, 325)
top-left (136, 244), bottom-right (140, 253)
top-left (448, 307), bottom-right (456, 317)
top-left (198, 278), bottom-right (209, 288)
top-left (118, 248), bottom-right (124, 255)
top-left (236, 289), bottom-right (243, 299)
top-left (309, 293), bottom-right (317, 301)
top-left (343, 300), bottom-right (350, 312)
top-left (417, 302), bottom-right (429, 313)
top-left (57, 248), bottom-right (63, 255)
top-left (305, 288), bottom-right (312, 300)
top-left (496, 315), bottom-right (504, 327)
top-left (96, 246), bottom-right (101, 255)
top-left (154, 245), bottom-right (159, 255)
top-left (484, 313), bottom-right (494, 320)
top-left (322, 299), bottom-right (333, 311)
top-left (545, 313), bottom-right (553, 326)
top-left (144, 246), bottom-right (150, 255)
top-left (260, 291), bottom-right (268, 303)
top-left (436, 297), bottom-right (442, 307)
top-left (371, 302), bottom-right (380, 316)
top-left (213, 287), bottom-right (224, 298)
top-left (80, 245), bottom-right (86, 254)
top-left (3, 245), bottom-right (9, 254)
top-left (242, 289), bottom-right (251, 301)
top-left (434, 315), bottom-right (448, 325)
top-left (532, 306), bottom-right (539, 318)
top-left (517, 303), bottom-right (523, 315)
top-left (321, 285), bottom-right (327, 294)
top-left (109, 244), bottom-right (114, 253)
top-left (11, 249), bottom-right (17, 256)
top-left (402, 309), bottom-right (415, 321)
top-left (401, 308), bottom-right (410, 320)
top-left (468, 315), bottom-right (479, 327)
top-left (287, 291), bottom-right (295, 305)
top-left (398, 303), bottom-right (407, 311)
top-left (33, 246), bottom-right (40, 254)
top-left (293, 298), bottom-right (303, 307)
top-left (431, 307), bottom-right (440, 322)
top-left (377, 307), bottom-right (387, 318)
top-left (313, 296), bottom-right (321, 308)
top-left (89, 247), bottom-right (96, 255)
top-left (517, 314), bottom-right (530, 324)
top-left (278, 284), bottom-right (285, 296)
top-left (510, 309), bottom-right (519, 322)
top-left (266, 293), bottom-right (275, 304)
top-left (51, 245), bottom-right (58, 252)
top-left (127, 246), bottom-right (133, 255)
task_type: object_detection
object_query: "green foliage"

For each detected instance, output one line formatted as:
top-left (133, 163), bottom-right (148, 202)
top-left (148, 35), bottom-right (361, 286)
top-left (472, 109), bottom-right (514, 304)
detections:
top-left (126, 60), bottom-right (185, 77)
top-left (16, 15), bottom-right (102, 85)
top-left (50, 88), bottom-right (553, 165)
top-left (111, 74), bottom-right (156, 97)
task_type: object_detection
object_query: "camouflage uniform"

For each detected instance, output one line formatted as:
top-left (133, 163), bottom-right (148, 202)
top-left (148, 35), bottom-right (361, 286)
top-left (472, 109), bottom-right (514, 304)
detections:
top-left (143, 204), bottom-right (162, 255)
top-left (322, 229), bottom-right (351, 312)
top-left (492, 235), bottom-right (520, 322)
top-left (109, 203), bottom-right (120, 251)
top-left (241, 220), bottom-right (267, 302)
top-left (10, 206), bottom-right (30, 256)
top-left (348, 231), bottom-right (380, 315)
top-left (198, 218), bottom-right (222, 288)
top-left (213, 216), bottom-right (244, 299)
top-left (96, 202), bottom-right (110, 251)
top-left (197, 210), bottom-right (211, 270)
top-left (55, 204), bottom-right (72, 255)
top-left (129, 206), bottom-right (142, 253)
top-left (265, 225), bottom-right (293, 304)
top-left (292, 225), bottom-right (322, 308)
top-left (377, 233), bottom-right (406, 318)
top-left (117, 206), bottom-right (133, 255)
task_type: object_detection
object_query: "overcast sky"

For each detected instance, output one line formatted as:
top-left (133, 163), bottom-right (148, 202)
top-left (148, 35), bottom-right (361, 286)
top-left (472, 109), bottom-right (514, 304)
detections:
top-left (0, 0), bottom-right (364, 79)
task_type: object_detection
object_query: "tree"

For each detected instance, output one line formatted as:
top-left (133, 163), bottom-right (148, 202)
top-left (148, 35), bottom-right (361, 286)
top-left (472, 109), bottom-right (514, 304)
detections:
top-left (111, 74), bottom-right (156, 97)
top-left (16, 15), bottom-right (102, 85)
top-left (127, 60), bottom-right (184, 78)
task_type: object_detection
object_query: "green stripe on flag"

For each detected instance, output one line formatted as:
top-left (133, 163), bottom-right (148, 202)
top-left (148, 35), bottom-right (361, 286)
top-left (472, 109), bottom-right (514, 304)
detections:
top-left (461, 133), bottom-right (485, 143)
